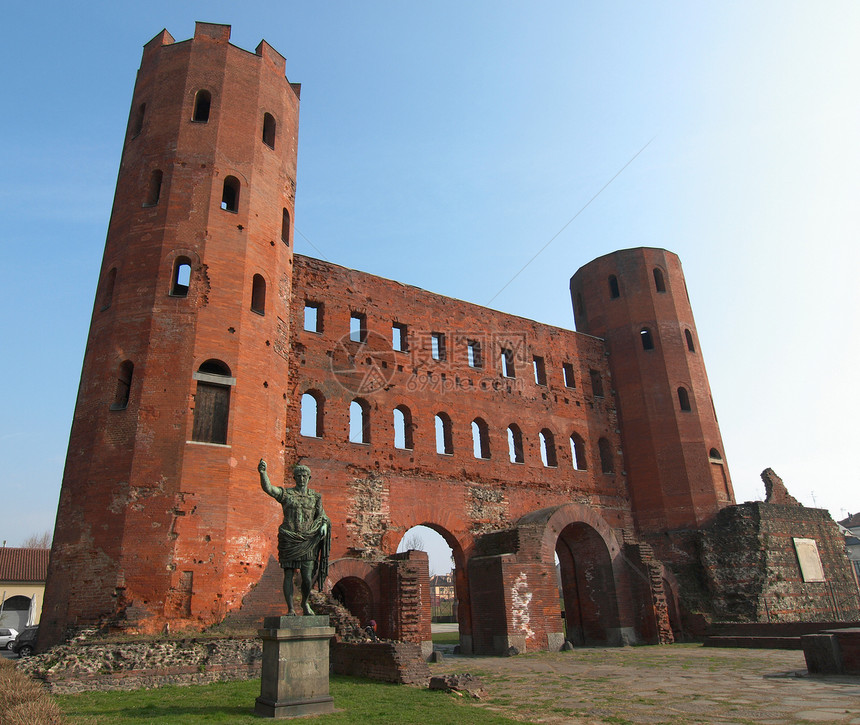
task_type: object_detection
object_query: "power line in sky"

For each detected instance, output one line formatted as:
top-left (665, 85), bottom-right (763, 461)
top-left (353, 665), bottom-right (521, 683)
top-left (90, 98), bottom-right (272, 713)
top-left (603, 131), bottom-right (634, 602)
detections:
top-left (486, 135), bottom-right (657, 307)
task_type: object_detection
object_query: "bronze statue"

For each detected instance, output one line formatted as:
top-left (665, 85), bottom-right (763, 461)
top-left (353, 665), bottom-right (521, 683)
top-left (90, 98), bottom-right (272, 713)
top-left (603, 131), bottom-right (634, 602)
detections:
top-left (259, 460), bottom-right (331, 615)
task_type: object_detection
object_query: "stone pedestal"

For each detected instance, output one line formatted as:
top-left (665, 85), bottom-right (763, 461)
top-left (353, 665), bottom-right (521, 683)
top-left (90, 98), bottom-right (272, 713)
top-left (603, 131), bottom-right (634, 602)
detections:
top-left (255, 615), bottom-right (335, 718)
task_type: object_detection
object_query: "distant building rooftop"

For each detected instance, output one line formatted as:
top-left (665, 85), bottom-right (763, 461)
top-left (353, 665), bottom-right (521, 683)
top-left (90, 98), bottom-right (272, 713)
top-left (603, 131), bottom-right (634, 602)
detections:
top-left (0, 548), bottom-right (50, 583)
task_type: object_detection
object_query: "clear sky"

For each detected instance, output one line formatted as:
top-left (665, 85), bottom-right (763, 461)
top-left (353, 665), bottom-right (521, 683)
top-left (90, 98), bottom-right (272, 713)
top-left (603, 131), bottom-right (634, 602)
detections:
top-left (2, 2), bottom-right (858, 575)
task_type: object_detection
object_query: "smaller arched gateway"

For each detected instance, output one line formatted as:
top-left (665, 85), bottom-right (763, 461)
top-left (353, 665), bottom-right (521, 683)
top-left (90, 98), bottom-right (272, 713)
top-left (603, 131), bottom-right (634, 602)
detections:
top-left (467, 503), bottom-right (672, 654)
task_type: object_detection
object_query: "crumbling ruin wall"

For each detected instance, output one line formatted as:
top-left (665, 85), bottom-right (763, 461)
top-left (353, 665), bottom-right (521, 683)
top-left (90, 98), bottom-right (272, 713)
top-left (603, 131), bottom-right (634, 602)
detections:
top-left (701, 500), bottom-right (860, 623)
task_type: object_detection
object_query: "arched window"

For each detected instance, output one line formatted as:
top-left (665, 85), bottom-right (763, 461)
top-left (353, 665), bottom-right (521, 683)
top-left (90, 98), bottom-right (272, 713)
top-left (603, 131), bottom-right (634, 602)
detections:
top-left (677, 386), bottom-right (692, 412)
top-left (653, 267), bottom-right (666, 293)
top-left (349, 399), bottom-right (370, 444)
top-left (192, 360), bottom-right (233, 444)
top-left (570, 433), bottom-right (587, 470)
top-left (132, 102), bottom-right (146, 137)
top-left (221, 176), bottom-right (240, 212)
top-left (145, 169), bottom-right (163, 206)
top-left (262, 112), bottom-right (276, 149)
top-left (171, 257), bottom-right (191, 297)
top-left (640, 327), bottom-right (655, 350)
top-left (608, 275), bottom-right (620, 299)
top-left (251, 274), bottom-right (266, 315)
top-left (540, 429), bottom-right (557, 467)
top-left (598, 437), bottom-right (614, 474)
top-left (281, 208), bottom-right (291, 245)
top-left (472, 418), bottom-right (490, 459)
top-left (394, 405), bottom-right (413, 449)
top-left (435, 413), bottom-right (453, 455)
top-left (111, 360), bottom-right (134, 410)
top-left (300, 390), bottom-right (324, 438)
top-left (507, 424), bottom-right (524, 464)
top-left (575, 292), bottom-right (585, 318)
top-left (685, 329), bottom-right (696, 352)
top-left (100, 267), bottom-right (117, 310)
top-left (193, 90), bottom-right (211, 122)
top-left (709, 448), bottom-right (722, 461)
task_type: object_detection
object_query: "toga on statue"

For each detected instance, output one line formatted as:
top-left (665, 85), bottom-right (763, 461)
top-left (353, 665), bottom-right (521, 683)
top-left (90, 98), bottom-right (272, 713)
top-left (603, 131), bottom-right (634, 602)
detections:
top-left (259, 459), bottom-right (331, 615)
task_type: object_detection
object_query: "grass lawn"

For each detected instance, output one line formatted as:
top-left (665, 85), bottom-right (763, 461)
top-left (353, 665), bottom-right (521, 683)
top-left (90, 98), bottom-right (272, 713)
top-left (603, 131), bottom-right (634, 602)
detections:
top-left (55, 675), bottom-right (525, 725)
top-left (431, 630), bottom-right (460, 644)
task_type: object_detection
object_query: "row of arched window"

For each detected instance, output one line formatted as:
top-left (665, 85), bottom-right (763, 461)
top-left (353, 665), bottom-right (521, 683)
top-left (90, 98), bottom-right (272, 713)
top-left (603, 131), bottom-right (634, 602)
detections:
top-left (608, 266), bottom-right (666, 300)
top-left (110, 359), bottom-right (235, 445)
top-left (140, 166), bottom-right (291, 238)
top-left (639, 325), bottom-right (696, 353)
top-left (131, 90), bottom-right (279, 150)
top-left (100, 260), bottom-right (275, 316)
top-left (300, 392), bottom-right (618, 474)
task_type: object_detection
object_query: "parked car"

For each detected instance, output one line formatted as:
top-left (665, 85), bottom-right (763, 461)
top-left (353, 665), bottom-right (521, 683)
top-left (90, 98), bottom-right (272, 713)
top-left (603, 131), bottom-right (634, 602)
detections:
top-left (11, 626), bottom-right (37, 657)
top-left (0, 628), bottom-right (17, 649)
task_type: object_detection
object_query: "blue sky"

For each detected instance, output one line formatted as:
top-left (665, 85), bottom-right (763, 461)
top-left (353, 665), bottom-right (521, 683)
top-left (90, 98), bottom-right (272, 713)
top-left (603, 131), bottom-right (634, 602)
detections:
top-left (2, 2), bottom-right (859, 574)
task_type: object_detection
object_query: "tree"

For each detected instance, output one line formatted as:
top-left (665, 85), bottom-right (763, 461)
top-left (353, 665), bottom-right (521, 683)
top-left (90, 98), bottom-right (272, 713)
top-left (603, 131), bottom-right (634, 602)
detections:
top-left (21, 531), bottom-right (52, 549)
top-left (402, 531), bottom-right (425, 551)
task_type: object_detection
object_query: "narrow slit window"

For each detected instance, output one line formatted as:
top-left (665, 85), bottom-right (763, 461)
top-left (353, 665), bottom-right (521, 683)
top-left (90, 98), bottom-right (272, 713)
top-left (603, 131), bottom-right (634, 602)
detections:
top-left (349, 399), bottom-right (370, 444)
top-left (350, 312), bottom-right (367, 343)
top-left (501, 348), bottom-right (515, 378)
top-left (300, 391), bottom-right (324, 438)
top-left (589, 369), bottom-right (604, 398)
top-left (221, 176), bottom-right (240, 212)
top-left (281, 208), bottom-right (290, 245)
top-left (251, 274), bottom-right (266, 315)
top-left (171, 257), bottom-right (191, 297)
top-left (678, 386), bottom-right (692, 412)
top-left (533, 355), bottom-right (547, 385)
top-left (394, 405), bottom-right (413, 450)
top-left (599, 437), bottom-right (614, 474)
top-left (262, 113), bottom-right (276, 149)
top-left (608, 275), bottom-right (620, 299)
top-left (570, 433), bottom-right (587, 470)
top-left (563, 362), bottom-right (575, 388)
top-left (685, 329), bottom-right (696, 352)
top-left (472, 418), bottom-right (490, 459)
top-left (653, 267), bottom-right (666, 293)
top-left (431, 332), bottom-right (446, 361)
top-left (507, 424), bottom-right (524, 464)
top-left (192, 90), bottom-right (211, 122)
top-left (101, 267), bottom-right (117, 310)
top-left (304, 302), bottom-right (323, 332)
top-left (132, 102), bottom-right (146, 137)
top-left (435, 413), bottom-right (453, 455)
top-left (467, 340), bottom-right (482, 368)
top-left (392, 323), bottom-right (408, 352)
top-left (540, 429), bottom-right (557, 467)
top-left (111, 360), bottom-right (134, 410)
top-left (145, 169), bottom-right (163, 206)
top-left (640, 328), bottom-right (655, 350)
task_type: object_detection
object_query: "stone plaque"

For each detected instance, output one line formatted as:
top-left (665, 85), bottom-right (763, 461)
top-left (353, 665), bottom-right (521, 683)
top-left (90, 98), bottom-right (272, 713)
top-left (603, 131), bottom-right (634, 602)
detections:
top-left (793, 537), bottom-right (825, 582)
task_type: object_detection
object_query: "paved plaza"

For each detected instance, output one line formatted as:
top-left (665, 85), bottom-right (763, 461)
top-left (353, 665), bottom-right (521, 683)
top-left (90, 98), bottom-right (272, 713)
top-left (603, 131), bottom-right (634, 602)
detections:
top-left (429, 642), bottom-right (860, 724)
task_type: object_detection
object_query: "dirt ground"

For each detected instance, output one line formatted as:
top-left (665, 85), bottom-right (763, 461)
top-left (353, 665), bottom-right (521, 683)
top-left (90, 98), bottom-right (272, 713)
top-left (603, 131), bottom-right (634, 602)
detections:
top-left (428, 644), bottom-right (860, 724)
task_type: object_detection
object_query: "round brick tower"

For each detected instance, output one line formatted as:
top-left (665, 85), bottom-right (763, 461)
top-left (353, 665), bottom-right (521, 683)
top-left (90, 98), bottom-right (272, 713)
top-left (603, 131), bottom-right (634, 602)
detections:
top-left (570, 248), bottom-right (734, 536)
top-left (42, 23), bottom-right (300, 646)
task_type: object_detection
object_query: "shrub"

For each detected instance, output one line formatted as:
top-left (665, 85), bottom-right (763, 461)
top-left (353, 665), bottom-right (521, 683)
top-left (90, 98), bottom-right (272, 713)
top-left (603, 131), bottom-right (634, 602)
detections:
top-left (0, 658), bottom-right (68, 724)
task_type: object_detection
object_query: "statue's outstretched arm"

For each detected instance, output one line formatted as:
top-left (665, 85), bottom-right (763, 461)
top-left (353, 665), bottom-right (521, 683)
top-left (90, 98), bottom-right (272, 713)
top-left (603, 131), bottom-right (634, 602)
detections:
top-left (258, 459), bottom-right (280, 499)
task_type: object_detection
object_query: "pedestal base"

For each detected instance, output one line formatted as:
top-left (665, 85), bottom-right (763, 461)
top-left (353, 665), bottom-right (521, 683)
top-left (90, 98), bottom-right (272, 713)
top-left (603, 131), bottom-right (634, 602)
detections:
top-left (255, 616), bottom-right (335, 719)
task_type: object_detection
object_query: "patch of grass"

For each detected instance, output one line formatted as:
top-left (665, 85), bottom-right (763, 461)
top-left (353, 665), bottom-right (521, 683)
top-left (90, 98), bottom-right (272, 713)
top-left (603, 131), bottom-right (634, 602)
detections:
top-left (56, 676), bottom-right (527, 725)
top-left (431, 631), bottom-right (460, 644)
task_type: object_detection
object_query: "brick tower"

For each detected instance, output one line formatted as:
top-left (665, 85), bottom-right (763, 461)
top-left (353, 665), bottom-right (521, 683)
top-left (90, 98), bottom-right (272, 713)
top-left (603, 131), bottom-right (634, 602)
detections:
top-left (41, 23), bottom-right (300, 647)
top-left (570, 248), bottom-right (734, 536)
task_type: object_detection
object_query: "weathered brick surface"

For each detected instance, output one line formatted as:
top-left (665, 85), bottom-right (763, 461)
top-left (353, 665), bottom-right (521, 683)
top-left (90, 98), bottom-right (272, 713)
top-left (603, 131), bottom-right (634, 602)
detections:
top-left (41, 24), bottom-right (856, 657)
top-left (701, 501), bottom-right (860, 622)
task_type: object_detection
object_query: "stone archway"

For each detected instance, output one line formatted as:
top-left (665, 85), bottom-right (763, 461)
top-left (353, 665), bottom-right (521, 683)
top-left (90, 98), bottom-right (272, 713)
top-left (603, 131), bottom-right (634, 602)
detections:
top-left (555, 521), bottom-right (620, 645)
top-left (396, 522), bottom-right (474, 654)
top-left (331, 575), bottom-right (374, 626)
